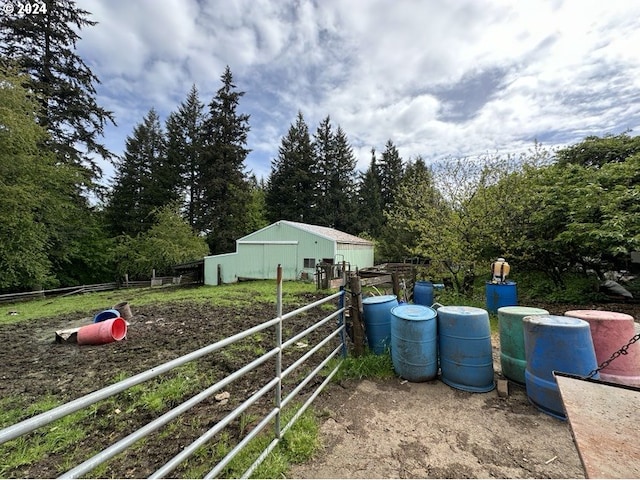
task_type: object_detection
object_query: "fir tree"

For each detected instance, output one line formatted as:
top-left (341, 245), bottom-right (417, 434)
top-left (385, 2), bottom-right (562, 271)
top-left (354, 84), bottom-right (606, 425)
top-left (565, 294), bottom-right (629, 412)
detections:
top-left (312, 117), bottom-right (357, 231)
top-left (199, 66), bottom-right (251, 254)
top-left (378, 139), bottom-right (404, 211)
top-left (265, 111), bottom-right (315, 223)
top-left (0, 0), bottom-right (115, 185)
top-left (355, 148), bottom-right (384, 237)
top-left (106, 109), bottom-right (168, 236)
top-left (165, 84), bottom-right (206, 227)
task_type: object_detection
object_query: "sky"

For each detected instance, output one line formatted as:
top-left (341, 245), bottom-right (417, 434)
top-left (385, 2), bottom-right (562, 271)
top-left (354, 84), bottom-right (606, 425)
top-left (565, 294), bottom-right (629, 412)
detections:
top-left (75, 0), bottom-right (640, 185)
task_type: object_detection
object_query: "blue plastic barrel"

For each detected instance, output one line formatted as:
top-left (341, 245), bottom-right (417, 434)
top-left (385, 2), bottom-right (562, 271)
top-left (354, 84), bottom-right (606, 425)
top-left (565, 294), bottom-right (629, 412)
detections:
top-left (390, 304), bottom-right (438, 382)
top-left (413, 281), bottom-right (434, 307)
top-left (523, 315), bottom-right (599, 419)
top-left (498, 306), bottom-right (549, 384)
top-left (93, 309), bottom-right (121, 323)
top-left (437, 306), bottom-right (495, 392)
top-left (485, 281), bottom-right (518, 313)
top-left (362, 295), bottom-right (398, 354)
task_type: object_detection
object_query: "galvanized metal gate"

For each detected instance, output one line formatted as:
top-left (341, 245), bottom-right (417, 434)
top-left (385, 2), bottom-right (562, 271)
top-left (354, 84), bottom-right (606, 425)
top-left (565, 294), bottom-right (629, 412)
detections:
top-left (0, 266), bottom-right (346, 478)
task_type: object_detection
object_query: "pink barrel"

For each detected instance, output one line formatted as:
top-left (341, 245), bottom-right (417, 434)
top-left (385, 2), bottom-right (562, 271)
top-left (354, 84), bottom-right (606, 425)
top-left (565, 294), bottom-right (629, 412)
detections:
top-left (564, 310), bottom-right (640, 387)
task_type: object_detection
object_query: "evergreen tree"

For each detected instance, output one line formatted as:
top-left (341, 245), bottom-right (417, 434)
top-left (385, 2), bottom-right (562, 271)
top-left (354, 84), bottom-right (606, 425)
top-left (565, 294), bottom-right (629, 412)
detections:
top-left (245, 175), bottom-right (269, 233)
top-left (106, 109), bottom-right (168, 236)
top-left (312, 116), bottom-right (335, 225)
top-left (0, 0), bottom-right (115, 185)
top-left (378, 139), bottom-right (404, 211)
top-left (380, 156), bottom-right (435, 260)
top-left (355, 149), bottom-right (384, 237)
top-left (312, 117), bottom-right (358, 231)
top-left (199, 66), bottom-right (251, 254)
top-left (265, 111), bottom-right (315, 223)
top-left (165, 84), bottom-right (206, 227)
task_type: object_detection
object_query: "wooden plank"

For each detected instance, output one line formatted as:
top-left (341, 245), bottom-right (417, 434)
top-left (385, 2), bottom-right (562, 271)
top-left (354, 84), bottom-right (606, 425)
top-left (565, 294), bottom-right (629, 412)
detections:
top-left (360, 275), bottom-right (392, 287)
top-left (556, 373), bottom-right (640, 479)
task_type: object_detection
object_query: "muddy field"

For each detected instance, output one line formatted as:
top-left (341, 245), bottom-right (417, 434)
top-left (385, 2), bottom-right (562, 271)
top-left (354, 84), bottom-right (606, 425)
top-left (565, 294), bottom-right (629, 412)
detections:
top-left (1, 293), bottom-right (638, 478)
top-left (0, 291), bottom-right (340, 478)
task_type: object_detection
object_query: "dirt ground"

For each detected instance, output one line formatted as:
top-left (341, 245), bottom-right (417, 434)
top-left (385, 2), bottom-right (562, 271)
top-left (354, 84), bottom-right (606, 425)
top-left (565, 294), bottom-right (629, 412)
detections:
top-left (1, 293), bottom-right (638, 478)
top-left (292, 299), bottom-right (640, 479)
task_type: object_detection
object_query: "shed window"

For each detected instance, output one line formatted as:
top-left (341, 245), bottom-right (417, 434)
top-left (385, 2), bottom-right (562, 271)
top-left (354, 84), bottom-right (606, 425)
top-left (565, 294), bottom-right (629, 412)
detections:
top-left (303, 258), bottom-right (316, 268)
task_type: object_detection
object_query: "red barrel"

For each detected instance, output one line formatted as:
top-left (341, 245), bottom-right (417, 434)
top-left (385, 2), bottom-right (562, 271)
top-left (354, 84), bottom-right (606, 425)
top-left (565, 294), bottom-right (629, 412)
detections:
top-left (564, 310), bottom-right (640, 387)
top-left (78, 317), bottom-right (128, 345)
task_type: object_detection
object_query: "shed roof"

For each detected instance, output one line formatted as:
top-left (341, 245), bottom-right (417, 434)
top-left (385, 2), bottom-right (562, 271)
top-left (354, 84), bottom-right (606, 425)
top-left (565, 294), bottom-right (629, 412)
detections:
top-left (278, 221), bottom-right (373, 246)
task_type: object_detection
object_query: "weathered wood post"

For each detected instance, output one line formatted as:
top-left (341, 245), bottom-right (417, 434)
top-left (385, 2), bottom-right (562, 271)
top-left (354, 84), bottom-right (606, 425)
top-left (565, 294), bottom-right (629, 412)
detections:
top-left (392, 271), bottom-right (401, 302)
top-left (349, 274), bottom-right (365, 356)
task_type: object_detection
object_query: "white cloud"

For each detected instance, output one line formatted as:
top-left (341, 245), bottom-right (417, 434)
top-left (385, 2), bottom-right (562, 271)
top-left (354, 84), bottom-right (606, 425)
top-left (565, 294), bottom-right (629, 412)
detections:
top-left (75, 0), bottom-right (640, 183)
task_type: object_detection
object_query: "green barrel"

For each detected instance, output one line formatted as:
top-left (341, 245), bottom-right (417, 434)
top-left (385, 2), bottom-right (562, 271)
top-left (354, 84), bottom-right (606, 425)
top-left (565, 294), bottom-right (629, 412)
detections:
top-left (497, 306), bottom-right (549, 384)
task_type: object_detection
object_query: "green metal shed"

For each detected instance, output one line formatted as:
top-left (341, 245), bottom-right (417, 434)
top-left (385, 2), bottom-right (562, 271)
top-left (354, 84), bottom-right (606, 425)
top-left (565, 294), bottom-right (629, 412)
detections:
top-left (204, 221), bottom-right (374, 285)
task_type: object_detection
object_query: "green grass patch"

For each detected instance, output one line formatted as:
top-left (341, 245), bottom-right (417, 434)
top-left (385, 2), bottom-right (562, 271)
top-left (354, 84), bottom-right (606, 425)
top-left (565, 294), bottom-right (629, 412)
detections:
top-left (0, 397), bottom-right (90, 477)
top-left (328, 350), bottom-right (395, 381)
top-left (179, 405), bottom-right (320, 479)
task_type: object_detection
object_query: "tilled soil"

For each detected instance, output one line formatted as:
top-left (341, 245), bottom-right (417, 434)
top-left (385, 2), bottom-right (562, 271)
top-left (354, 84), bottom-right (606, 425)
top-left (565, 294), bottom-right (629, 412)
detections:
top-left (1, 294), bottom-right (638, 479)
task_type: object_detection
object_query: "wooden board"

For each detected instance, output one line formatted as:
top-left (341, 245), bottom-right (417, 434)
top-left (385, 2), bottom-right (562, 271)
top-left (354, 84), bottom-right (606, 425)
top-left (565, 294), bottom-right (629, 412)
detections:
top-left (555, 372), bottom-right (640, 479)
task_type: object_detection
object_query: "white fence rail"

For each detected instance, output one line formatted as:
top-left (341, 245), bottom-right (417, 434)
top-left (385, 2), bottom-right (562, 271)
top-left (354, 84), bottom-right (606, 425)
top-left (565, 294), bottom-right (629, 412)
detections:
top-left (0, 266), bottom-right (346, 478)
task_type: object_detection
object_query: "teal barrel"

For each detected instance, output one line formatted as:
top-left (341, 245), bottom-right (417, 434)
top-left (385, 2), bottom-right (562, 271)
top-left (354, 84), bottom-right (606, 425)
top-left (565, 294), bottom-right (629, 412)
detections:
top-left (485, 281), bottom-right (518, 313)
top-left (390, 304), bottom-right (438, 382)
top-left (413, 281), bottom-right (434, 307)
top-left (362, 295), bottom-right (399, 354)
top-left (498, 306), bottom-right (549, 384)
top-left (523, 315), bottom-right (599, 419)
top-left (437, 306), bottom-right (495, 392)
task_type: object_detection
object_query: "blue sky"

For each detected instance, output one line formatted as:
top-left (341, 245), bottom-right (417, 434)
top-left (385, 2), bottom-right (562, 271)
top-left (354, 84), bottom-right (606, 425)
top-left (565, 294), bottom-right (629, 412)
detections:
top-left (75, 0), bottom-right (640, 185)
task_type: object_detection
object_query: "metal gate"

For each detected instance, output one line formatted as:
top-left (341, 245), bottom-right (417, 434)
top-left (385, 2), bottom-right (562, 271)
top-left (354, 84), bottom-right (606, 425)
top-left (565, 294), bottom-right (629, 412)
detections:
top-left (0, 266), bottom-right (346, 478)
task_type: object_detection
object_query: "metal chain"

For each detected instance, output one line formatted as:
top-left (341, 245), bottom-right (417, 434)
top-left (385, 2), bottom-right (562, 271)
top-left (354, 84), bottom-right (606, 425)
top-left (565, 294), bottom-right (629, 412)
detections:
top-left (584, 331), bottom-right (640, 379)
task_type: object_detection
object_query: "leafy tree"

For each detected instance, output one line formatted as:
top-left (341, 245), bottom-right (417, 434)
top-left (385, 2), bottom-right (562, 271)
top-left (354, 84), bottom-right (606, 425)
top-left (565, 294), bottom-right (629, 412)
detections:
top-left (199, 66), bottom-right (251, 253)
top-left (514, 156), bottom-right (640, 283)
top-left (312, 117), bottom-right (357, 231)
top-left (0, 0), bottom-right (115, 185)
top-left (355, 148), bottom-right (384, 237)
top-left (106, 108), bottom-right (170, 236)
top-left (113, 203), bottom-right (209, 279)
top-left (555, 133), bottom-right (640, 168)
top-left (265, 111), bottom-right (316, 223)
top-left (0, 65), bottom-right (109, 290)
top-left (0, 67), bottom-right (54, 290)
top-left (166, 84), bottom-right (206, 228)
top-left (384, 152), bottom-right (543, 291)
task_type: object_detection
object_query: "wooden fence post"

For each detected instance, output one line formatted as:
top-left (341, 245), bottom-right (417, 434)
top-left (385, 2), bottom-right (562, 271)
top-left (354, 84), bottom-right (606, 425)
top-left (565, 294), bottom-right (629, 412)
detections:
top-left (392, 272), bottom-right (401, 302)
top-left (349, 274), bottom-right (365, 357)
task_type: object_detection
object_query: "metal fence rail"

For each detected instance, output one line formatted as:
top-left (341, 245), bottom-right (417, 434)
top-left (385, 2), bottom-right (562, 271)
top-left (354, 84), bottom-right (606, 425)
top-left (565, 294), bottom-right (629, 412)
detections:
top-left (0, 277), bottom-right (196, 304)
top-left (0, 266), bottom-right (346, 478)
